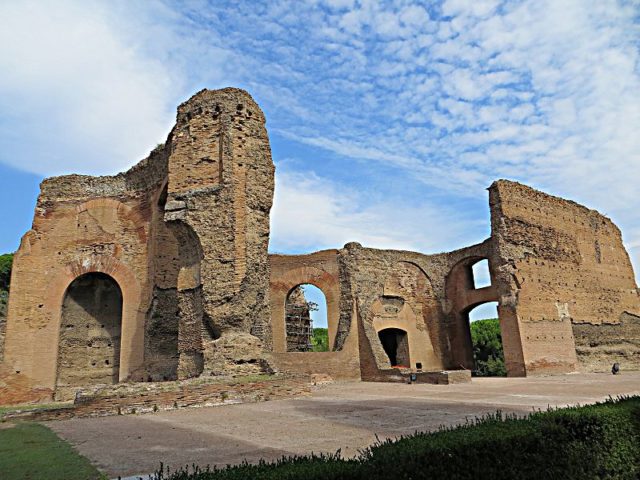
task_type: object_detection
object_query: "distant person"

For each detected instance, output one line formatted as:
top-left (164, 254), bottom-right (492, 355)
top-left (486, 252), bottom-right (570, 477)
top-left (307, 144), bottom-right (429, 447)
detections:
top-left (612, 362), bottom-right (620, 375)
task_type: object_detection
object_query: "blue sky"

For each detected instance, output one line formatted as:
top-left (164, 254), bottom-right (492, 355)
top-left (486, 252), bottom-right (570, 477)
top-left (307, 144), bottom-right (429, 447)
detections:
top-left (1, 1), bottom-right (639, 323)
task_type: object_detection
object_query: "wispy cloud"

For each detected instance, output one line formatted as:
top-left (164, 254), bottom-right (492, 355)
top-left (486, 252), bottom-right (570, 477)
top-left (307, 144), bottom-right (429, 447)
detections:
top-left (270, 166), bottom-right (479, 254)
top-left (0, 0), bottom-right (638, 278)
top-left (0, 1), bottom-right (237, 176)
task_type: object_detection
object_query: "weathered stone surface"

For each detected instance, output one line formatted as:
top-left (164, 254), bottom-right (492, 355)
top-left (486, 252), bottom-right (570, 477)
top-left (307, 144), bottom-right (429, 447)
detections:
top-left (3, 375), bottom-right (311, 421)
top-left (1, 89), bottom-right (638, 407)
top-left (55, 272), bottom-right (123, 401)
top-left (266, 182), bottom-right (639, 380)
top-left (1, 88), bottom-right (275, 402)
top-left (0, 299), bottom-right (6, 362)
top-left (489, 180), bottom-right (640, 375)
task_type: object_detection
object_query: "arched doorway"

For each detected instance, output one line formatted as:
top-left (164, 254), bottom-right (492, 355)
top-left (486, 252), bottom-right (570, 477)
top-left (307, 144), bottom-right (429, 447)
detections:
top-left (378, 328), bottom-right (410, 367)
top-left (467, 301), bottom-right (506, 376)
top-left (285, 284), bottom-right (329, 352)
top-left (56, 272), bottom-right (123, 398)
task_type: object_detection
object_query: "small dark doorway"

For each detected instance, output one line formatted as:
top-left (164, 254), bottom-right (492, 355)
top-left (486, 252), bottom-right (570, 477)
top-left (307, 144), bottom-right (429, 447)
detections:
top-left (378, 328), bottom-right (410, 367)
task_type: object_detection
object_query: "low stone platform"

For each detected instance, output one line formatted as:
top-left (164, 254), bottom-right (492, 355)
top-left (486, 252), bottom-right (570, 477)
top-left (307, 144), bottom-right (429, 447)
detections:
top-left (2, 374), bottom-right (310, 421)
top-left (413, 369), bottom-right (472, 384)
top-left (364, 368), bottom-right (472, 384)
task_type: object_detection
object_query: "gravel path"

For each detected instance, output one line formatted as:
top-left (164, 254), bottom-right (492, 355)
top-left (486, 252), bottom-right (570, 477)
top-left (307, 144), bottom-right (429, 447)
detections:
top-left (47, 372), bottom-right (640, 478)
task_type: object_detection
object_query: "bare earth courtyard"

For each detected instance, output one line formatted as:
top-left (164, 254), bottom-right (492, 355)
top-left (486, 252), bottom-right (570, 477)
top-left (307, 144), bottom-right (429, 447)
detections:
top-left (46, 373), bottom-right (640, 478)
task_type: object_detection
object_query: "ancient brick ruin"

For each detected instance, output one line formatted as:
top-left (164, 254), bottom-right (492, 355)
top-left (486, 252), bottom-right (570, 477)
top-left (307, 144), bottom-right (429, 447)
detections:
top-left (1, 88), bottom-right (639, 403)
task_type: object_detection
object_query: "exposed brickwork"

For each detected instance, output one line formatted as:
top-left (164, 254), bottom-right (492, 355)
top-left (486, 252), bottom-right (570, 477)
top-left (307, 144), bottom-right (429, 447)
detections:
top-left (490, 180), bottom-right (640, 374)
top-left (0, 303), bottom-right (5, 361)
top-left (55, 273), bottom-right (123, 401)
top-left (1, 88), bottom-right (274, 403)
top-left (1, 89), bottom-right (638, 408)
top-left (2, 376), bottom-right (311, 421)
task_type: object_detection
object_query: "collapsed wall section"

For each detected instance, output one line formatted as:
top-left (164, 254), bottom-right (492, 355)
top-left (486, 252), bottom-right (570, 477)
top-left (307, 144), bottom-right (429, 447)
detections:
top-left (490, 180), bottom-right (640, 374)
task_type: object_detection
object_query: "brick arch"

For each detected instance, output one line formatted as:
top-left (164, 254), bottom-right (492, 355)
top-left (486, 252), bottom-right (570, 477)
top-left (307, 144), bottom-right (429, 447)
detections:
top-left (445, 255), bottom-right (525, 376)
top-left (269, 254), bottom-right (341, 353)
top-left (43, 256), bottom-right (144, 388)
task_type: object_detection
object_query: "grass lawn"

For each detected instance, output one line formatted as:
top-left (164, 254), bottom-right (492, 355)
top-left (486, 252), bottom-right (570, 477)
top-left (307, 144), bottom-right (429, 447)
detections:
top-left (0, 422), bottom-right (104, 480)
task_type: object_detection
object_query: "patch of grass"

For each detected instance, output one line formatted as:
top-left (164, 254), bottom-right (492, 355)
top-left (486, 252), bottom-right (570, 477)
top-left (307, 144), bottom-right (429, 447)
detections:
top-left (0, 422), bottom-right (104, 480)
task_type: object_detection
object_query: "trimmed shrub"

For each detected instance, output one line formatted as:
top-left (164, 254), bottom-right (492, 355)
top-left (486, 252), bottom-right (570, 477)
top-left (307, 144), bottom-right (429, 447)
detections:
top-left (151, 453), bottom-right (359, 480)
top-left (362, 398), bottom-right (640, 479)
top-left (151, 396), bottom-right (640, 480)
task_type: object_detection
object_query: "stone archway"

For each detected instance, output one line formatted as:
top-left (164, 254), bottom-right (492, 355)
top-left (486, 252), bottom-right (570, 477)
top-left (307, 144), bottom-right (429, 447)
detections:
top-left (269, 252), bottom-right (342, 353)
top-left (55, 272), bottom-right (123, 399)
top-left (445, 255), bottom-right (526, 377)
top-left (284, 284), bottom-right (329, 352)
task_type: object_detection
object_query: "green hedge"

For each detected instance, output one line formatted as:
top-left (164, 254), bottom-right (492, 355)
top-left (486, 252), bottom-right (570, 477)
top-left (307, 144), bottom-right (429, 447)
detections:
top-left (151, 396), bottom-right (640, 480)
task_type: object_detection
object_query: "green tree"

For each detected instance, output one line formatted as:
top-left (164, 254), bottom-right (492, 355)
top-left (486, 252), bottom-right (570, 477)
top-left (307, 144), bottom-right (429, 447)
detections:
top-left (470, 318), bottom-right (506, 377)
top-left (0, 253), bottom-right (13, 317)
top-left (311, 328), bottom-right (329, 352)
top-left (0, 253), bottom-right (13, 292)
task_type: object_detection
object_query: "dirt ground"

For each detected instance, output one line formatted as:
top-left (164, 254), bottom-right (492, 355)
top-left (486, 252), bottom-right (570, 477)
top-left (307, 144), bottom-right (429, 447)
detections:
top-left (47, 372), bottom-right (640, 478)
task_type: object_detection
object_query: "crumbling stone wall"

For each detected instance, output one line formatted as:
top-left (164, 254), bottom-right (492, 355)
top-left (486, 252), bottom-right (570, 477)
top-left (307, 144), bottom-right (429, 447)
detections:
top-left (2, 89), bottom-right (639, 405)
top-left (268, 180), bottom-right (639, 380)
top-left (336, 241), bottom-right (504, 379)
top-left (490, 180), bottom-right (640, 374)
top-left (267, 250), bottom-right (361, 379)
top-left (0, 303), bottom-right (6, 361)
top-left (163, 89), bottom-right (275, 377)
top-left (337, 245), bottom-right (448, 374)
top-left (3, 161), bottom-right (162, 400)
top-left (1, 88), bottom-right (275, 402)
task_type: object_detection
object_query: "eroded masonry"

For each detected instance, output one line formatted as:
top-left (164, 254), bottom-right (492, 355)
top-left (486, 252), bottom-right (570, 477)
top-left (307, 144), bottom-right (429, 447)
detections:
top-left (1, 88), bottom-right (639, 402)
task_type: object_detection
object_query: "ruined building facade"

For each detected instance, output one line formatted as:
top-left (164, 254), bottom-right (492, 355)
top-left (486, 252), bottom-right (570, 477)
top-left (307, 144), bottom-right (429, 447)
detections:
top-left (1, 88), bottom-right (639, 402)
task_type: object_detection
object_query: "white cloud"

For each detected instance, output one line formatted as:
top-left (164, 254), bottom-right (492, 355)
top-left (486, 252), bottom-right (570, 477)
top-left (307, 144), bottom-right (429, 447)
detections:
top-left (0, 0), bottom-right (224, 176)
top-left (0, 0), bottom-right (637, 281)
top-left (270, 168), bottom-right (478, 253)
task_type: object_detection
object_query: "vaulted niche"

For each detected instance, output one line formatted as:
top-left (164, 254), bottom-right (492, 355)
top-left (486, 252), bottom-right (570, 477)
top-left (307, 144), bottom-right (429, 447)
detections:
top-left (378, 327), bottom-right (410, 368)
top-left (56, 273), bottom-right (123, 398)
